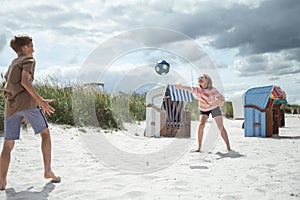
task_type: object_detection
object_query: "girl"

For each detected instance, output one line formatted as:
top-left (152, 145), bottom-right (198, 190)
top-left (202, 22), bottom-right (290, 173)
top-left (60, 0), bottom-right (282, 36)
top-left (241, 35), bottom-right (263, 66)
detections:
top-left (176, 74), bottom-right (231, 152)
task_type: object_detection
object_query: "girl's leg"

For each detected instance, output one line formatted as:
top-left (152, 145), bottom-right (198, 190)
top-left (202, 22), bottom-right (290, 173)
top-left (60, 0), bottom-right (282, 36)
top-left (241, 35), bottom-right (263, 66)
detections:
top-left (214, 116), bottom-right (231, 151)
top-left (197, 114), bottom-right (208, 151)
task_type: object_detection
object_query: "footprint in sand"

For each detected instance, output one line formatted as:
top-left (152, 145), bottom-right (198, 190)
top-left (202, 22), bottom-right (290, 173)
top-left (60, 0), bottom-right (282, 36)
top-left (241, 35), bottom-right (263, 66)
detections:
top-left (189, 165), bottom-right (209, 170)
top-left (124, 191), bottom-right (146, 199)
top-left (246, 174), bottom-right (259, 182)
top-left (221, 194), bottom-right (243, 200)
top-left (142, 175), bottom-right (161, 181)
top-left (264, 163), bottom-right (277, 168)
top-left (253, 188), bottom-right (267, 196)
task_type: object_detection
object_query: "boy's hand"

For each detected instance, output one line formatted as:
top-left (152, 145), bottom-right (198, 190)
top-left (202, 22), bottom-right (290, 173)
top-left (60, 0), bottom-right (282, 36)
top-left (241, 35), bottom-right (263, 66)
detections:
top-left (40, 99), bottom-right (55, 115)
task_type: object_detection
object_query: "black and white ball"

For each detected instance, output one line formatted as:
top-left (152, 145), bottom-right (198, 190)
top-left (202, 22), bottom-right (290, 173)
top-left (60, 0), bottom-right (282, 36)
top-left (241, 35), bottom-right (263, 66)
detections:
top-left (155, 60), bottom-right (170, 76)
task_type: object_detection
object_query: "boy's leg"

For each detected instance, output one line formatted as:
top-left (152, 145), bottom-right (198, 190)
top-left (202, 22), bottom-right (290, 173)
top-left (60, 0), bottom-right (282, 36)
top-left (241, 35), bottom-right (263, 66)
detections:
top-left (0, 140), bottom-right (15, 190)
top-left (22, 107), bottom-right (60, 182)
top-left (214, 116), bottom-right (231, 151)
top-left (40, 128), bottom-right (60, 182)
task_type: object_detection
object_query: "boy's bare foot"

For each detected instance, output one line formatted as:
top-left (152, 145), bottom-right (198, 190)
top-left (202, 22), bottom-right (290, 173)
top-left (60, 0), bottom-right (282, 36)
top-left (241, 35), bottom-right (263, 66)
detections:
top-left (0, 180), bottom-right (7, 191)
top-left (44, 171), bottom-right (61, 183)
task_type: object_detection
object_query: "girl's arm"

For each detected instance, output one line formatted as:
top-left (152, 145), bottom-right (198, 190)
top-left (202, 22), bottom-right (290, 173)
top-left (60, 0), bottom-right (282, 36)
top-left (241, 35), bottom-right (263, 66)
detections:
top-left (175, 85), bottom-right (192, 91)
top-left (212, 89), bottom-right (225, 106)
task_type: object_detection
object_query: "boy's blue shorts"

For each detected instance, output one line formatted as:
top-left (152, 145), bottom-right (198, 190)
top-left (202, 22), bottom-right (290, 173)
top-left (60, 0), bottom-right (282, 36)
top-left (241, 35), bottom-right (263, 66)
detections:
top-left (4, 106), bottom-right (49, 140)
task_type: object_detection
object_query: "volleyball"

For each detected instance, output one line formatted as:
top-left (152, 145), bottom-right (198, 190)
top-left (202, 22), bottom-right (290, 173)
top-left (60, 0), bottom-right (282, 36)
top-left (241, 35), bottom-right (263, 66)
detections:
top-left (155, 60), bottom-right (170, 76)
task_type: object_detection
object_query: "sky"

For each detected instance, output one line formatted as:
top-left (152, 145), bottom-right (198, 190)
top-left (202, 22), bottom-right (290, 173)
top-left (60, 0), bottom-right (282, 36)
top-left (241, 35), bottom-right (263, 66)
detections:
top-left (0, 0), bottom-right (299, 104)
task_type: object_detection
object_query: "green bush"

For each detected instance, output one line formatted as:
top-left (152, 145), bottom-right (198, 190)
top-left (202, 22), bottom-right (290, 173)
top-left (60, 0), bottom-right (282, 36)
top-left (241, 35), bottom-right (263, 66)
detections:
top-left (0, 83), bottom-right (149, 131)
top-left (282, 104), bottom-right (300, 114)
top-left (95, 92), bottom-right (118, 129)
top-left (222, 101), bottom-right (233, 118)
top-left (129, 93), bottom-right (146, 121)
top-left (0, 77), bottom-right (137, 131)
top-left (35, 80), bottom-right (74, 125)
top-left (185, 100), bottom-right (200, 121)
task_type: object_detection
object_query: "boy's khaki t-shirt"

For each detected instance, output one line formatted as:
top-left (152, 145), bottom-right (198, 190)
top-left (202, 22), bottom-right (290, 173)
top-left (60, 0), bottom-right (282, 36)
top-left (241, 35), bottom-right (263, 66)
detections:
top-left (3, 56), bottom-right (38, 118)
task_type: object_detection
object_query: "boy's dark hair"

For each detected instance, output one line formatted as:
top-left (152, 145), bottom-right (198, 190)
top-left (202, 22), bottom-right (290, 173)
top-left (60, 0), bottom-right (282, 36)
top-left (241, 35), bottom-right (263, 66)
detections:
top-left (10, 35), bottom-right (32, 53)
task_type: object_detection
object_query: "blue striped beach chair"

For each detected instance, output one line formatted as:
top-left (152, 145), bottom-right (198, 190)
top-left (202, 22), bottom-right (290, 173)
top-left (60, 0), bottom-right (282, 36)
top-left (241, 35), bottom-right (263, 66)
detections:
top-left (145, 85), bottom-right (194, 137)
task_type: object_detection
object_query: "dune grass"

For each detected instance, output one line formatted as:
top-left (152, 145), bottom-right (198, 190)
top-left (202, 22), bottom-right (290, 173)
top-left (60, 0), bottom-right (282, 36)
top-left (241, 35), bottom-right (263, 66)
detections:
top-left (0, 78), bottom-right (147, 132)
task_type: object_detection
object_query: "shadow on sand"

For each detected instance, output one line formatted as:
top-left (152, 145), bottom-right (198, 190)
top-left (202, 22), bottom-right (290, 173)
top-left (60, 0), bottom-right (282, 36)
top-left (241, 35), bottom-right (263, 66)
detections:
top-left (271, 135), bottom-right (300, 140)
top-left (216, 150), bottom-right (244, 160)
top-left (5, 182), bottom-right (55, 200)
top-left (189, 165), bottom-right (209, 170)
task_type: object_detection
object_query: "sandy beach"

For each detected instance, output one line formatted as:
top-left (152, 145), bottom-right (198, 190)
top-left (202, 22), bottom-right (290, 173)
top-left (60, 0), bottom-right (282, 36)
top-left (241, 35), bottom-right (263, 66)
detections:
top-left (0, 114), bottom-right (299, 200)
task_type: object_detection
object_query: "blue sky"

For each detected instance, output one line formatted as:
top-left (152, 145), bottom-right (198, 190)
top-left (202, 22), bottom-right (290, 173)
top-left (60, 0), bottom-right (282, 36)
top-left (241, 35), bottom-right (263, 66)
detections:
top-left (0, 0), bottom-right (299, 104)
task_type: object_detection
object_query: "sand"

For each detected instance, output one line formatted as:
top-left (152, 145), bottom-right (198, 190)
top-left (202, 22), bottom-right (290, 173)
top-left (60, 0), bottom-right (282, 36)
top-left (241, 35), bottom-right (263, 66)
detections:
top-left (0, 114), bottom-right (299, 199)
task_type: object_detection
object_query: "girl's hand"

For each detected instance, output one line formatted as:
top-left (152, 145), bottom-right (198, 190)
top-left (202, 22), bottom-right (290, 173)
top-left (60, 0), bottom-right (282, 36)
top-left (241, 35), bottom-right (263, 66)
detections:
top-left (175, 85), bottom-right (182, 90)
top-left (217, 100), bottom-right (224, 106)
top-left (214, 95), bottom-right (224, 106)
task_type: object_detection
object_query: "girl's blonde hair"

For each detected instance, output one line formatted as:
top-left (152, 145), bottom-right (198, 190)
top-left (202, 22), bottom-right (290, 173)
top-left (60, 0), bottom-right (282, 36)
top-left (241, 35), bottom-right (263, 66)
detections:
top-left (204, 74), bottom-right (213, 89)
top-left (198, 74), bottom-right (213, 89)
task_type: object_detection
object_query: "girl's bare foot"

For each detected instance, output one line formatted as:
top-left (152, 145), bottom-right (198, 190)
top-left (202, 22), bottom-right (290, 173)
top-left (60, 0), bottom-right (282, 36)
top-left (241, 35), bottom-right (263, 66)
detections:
top-left (195, 147), bottom-right (201, 152)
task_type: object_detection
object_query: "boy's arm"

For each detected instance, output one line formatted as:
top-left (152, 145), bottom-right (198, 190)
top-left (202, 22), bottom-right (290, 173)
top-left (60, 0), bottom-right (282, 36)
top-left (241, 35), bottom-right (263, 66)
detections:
top-left (2, 72), bottom-right (8, 87)
top-left (21, 70), bottom-right (55, 115)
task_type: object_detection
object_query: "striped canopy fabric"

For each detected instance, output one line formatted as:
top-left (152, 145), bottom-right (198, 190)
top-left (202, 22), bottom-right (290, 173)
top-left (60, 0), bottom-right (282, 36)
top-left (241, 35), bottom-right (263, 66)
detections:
top-left (167, 85), bottom-right (194, 102)
top-left (271, 86), bottom-right (286, 99)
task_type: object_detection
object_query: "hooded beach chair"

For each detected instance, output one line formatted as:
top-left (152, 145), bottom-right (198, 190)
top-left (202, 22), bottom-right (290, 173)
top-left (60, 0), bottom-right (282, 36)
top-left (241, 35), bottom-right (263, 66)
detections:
top-left (145, 85), bottom-right (194, 137)
top-left (244, 85), bottom-right (287, 137)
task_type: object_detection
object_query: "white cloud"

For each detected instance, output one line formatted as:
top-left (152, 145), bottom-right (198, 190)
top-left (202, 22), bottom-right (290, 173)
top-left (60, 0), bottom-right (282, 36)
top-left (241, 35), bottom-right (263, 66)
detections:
top-left (36, 65), bottom-right (81, 84)
top-left (233, 51), bottom-right (300, 77)
top-left (0, 0), bottom-right (299, 104)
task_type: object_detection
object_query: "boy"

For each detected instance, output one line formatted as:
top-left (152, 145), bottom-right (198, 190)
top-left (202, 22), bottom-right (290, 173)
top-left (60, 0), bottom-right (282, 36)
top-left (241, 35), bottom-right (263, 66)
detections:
top-left (0, 35), bottom-right (60, 190)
